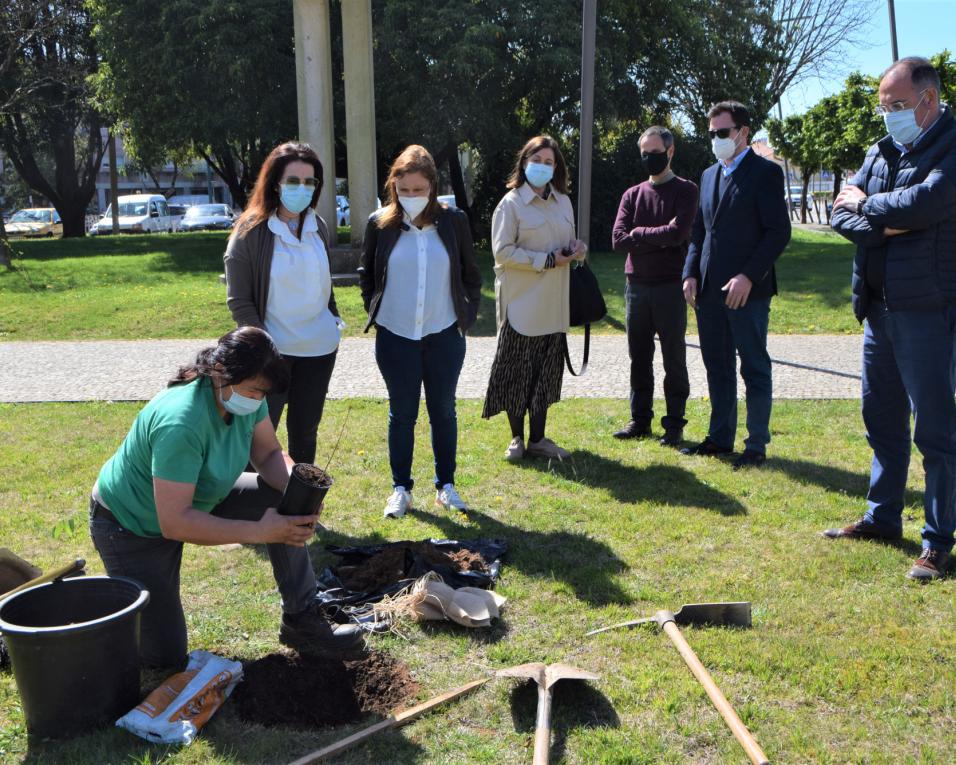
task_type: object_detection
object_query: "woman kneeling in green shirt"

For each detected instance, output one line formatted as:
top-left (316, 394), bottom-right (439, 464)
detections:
top-left (90, 326), bottom-right (363, 668)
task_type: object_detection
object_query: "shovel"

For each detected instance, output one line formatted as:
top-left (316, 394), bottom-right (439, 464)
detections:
top-left (588, 602), bottom-right (768, 765)
top-left (0, 558), bottom-right (86, 599)
top-left (286, 677), bottom-right (488, 764)
top-left (497, 662), bottom-right (599, 765)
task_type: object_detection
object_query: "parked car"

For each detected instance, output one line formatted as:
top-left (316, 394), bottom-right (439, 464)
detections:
top-left (4, 208), bottom-right (62, 238)
top-left (178, 203), bottom-right (235, 232)
top-left (89, 194), bottom-right (172, 235)
top-left (168, 204), bottom-right (188, 232)
top-left (335, 195), bottom-right (350, 227)
top-left (437, 194), bottom-right (458, 210)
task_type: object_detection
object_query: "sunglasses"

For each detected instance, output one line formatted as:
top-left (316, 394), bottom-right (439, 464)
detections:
top-left (281, 176), bottom-right (318, 188)
top-left (707, 127), bottom-right (739, 140)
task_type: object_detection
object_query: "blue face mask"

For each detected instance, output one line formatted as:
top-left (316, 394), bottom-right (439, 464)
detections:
top-left (524, 162), bottom-right (554, 188)
top-left (221, 385), bottom-right (261, 417)
top-left (883, 90), bottom-right (929, 145)
top-left (279, 184), bottom-right (314, 214)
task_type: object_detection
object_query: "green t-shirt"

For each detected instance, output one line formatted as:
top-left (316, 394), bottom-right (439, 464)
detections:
top-left (97, 377), bottom-right (268, 537)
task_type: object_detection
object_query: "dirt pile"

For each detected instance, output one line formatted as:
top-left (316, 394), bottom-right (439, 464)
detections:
top-left (232, 650), bottom-right (419, 728)
top-left (336, 542), bottom-right (489, 592)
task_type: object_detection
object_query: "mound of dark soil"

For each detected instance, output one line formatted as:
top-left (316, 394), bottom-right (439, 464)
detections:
top-left (232, 650), bottom-right (419, 728)
top-left (336, 542), bottom-right (489, 592)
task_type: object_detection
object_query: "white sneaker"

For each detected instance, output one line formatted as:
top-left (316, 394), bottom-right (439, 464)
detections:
top-left (383, 487), bottom-right (414, 519)
top-left (526, 437), bottom-right (570, 460)
top-left (505, 437), bottom-right (525, 462)
top-left (436, 484), bottom-right (468, 512)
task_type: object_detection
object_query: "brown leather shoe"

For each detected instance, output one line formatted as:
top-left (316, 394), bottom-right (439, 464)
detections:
top-left (906, 548), bottom-right (950, 581)
top-left (820, 518), bottom-right (902, 542)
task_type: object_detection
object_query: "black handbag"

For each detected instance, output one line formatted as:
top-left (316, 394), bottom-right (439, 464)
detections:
top-left (565, 258), bottom-right (606, 376)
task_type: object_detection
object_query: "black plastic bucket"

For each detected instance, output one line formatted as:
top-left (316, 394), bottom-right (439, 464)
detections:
top-left (279, 463), bottom-right (333, 516)
top-left (0, 575), bottom-right (149, 738)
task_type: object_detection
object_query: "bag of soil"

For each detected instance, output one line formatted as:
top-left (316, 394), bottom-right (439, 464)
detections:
top-left (116, 650), bottom-right (242, 745)
top-left (315, 538), bottom-right (507, 621)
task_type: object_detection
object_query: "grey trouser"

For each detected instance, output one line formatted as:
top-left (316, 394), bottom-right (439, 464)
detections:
top-left (89, 472), bottom-right (316, 668)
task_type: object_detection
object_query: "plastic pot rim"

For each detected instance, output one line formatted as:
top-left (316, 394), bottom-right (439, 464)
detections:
top-left (0, 575), bottom-right (150, 637)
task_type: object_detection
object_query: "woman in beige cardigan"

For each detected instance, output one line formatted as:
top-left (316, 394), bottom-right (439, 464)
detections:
top-left (482, 135), bottom-right (586, 460)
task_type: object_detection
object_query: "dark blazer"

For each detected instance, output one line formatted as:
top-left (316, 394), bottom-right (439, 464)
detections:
top-left (224, 213), bottom-right (338, 329)
top-left (358, 206), bottom-right (482, 333)
top-left (683, 149), bottom-right (792, 300)
top-left (830, 106), bottom-right (956, 322)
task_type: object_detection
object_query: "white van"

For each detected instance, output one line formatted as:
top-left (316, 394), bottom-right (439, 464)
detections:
top-left (90, 194), bottom-right (172, 235)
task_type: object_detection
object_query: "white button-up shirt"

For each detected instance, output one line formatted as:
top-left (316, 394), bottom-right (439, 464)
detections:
top-left (375, 217), bottom-right (456, 340)
top-left (264, 212), bottom-right (340, 356)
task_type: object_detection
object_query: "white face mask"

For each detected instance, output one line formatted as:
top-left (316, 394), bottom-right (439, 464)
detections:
top-left (399, 195), bottom-right (429, 221)
top-left (712, 134), bottom-right (739, 162)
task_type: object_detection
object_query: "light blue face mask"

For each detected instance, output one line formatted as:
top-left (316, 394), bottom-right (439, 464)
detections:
top-left (221, 385), bottom-right (261, 417)
top-left (524, 162), bottom-right (554, 188)
top-left (279, 184), bottom-right (314, 214)
top-left (883, 91), bottom-right (928, 145)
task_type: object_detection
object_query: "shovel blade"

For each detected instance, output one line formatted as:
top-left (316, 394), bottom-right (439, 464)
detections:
top-left (544, 663), bottom-right (600, 689)
top-left (497, 662), bottom-right (546, 686)
top-left (673, 602), bottom-right (751, 628)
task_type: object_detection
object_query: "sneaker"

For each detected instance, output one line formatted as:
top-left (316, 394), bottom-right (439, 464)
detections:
top-left (732, 449), bottom-right (766, 470)
top-left (280, 603), bottom-right (366, 658)
top-left (906, 548), bottom-right (950, 582)
top-left (436, 484), bottom-right (468, 512)
top-left (526, 437), bottom-right (570, 460)
top-left (383, 486), bottom-right (414, 519)
top-left (680, 437), bottom-right (733, 457)
top-left (820, 517), bottom-right (902, 542)
top-left (659, 427), bottom-right (683, 447)
top-left (505, 436), bottom-right (525, 462)
top-left (613, 420), bottom-right (651, 440)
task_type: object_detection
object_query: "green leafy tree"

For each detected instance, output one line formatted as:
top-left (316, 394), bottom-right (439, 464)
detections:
top-left (0, 1), bottom-right (106, 237)
top-left (766, 113), bottom-right (823, 223)
top-left (90, 0), bottom-right (298, 209)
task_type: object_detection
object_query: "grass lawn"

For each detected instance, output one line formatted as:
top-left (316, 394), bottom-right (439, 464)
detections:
top-left (0, 228), bottom-right (858, 342)
top-left (1, 399), bottom-right (952, 764)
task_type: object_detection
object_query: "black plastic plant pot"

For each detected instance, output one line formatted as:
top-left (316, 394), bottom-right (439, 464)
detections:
top-left (278, 463), bottom-right (333, 516)
top-left (0, 575), bottom-right (149, 738)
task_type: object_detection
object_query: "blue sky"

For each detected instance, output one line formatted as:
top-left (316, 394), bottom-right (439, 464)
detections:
top-left (780, 0), bottom-right (955, 116)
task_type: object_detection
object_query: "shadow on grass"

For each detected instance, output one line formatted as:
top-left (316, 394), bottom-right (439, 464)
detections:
top-left (506, 677), bottom-right (619, 762)
top-left (766, 456), bottom-right (923, 507)
top-left (415, 507), bottom-right (633, 607)
top-left (516, 453), bottom-right (748, 516)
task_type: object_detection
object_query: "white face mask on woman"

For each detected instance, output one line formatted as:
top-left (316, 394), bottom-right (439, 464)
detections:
top-left (399, 195), bottom-right (429, 220)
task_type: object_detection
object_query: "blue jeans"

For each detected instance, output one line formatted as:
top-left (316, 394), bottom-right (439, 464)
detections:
top-left (862, 301), bottom-right (956, 552)
top-left (695, 286), bottom-right (772, 453)
top-left (375, 323), bottom-right (466, 491)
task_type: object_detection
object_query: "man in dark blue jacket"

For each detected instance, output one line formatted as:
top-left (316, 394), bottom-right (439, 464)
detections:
top-left (824, 57), bottom-right (956, 582)
top-left (681, 101), bottom-right (791, 469)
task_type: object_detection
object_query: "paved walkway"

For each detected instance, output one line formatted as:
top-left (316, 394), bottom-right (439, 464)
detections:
top-left (0, 334), bottom-right (862, 403)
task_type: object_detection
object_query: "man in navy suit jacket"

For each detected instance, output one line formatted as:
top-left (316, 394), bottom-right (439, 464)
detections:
top-left (681, 101), bottom-right (791, 469)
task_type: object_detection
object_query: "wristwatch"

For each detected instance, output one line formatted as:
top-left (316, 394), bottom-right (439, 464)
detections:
top-left (855, 198), bottom-right (866, 216)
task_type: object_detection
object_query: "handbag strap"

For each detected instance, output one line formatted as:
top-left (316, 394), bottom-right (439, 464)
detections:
top-left (563, 323), bottom-right (590, 376)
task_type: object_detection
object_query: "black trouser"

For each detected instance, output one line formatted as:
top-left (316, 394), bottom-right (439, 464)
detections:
top-left (267, 351), bottom-right (337, 465)
top-left (625, 280), bottom-right (689, 430)
top-left (88, 474), bottom-right (316, 669)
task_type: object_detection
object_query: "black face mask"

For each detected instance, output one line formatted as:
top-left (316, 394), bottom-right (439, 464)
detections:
top-left (641, 151), bottom-right (670, 176)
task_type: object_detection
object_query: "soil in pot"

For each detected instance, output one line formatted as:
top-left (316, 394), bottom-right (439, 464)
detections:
top-left (293, 464), bottom-right (332, 488)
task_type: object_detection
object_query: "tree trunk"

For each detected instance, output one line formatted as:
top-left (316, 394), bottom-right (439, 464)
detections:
top-left (800, 176), bottom-right (810, 224)
top-left (832, 168), bottom-right (842, 199)
top-left (0, 226), bottom-right (11, 269)
top-left (446, 142), bottom-right (475, 234)
top-left (202, 147), bottom-right (249, 209)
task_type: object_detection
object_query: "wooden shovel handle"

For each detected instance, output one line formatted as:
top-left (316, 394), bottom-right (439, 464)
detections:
top-left (532, 684), bottom-right (553, 765)
top-left (662, 620), bottom-right (769, 765)
top-left (0, 559), bottom-right (85, 600)
top-left (287, 678), bottom-right (487, 765)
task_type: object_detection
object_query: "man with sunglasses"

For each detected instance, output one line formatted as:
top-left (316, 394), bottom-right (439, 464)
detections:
top-left (824, 57), bottom-right (956, 582)
top-left (681, 101), bottom-right (791, 470)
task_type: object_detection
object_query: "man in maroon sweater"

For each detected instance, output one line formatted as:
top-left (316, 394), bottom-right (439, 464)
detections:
top-left (611, 126), bottom-right (699, 446)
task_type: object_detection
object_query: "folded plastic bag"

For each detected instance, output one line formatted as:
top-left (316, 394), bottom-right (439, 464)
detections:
top-left (116, 649), bottom-right (242, 745)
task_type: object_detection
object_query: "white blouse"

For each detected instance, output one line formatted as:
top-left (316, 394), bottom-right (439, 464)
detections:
top-left (375, 218), bottom-right (457, 340)
top-left (264, 212), bottom-right (340, 356)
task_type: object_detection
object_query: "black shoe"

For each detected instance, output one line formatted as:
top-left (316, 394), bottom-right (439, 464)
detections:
top-left (680, 437), bottom-right (732, 457)
top-left (820, 517), bottom-right (902, 542)
top-left (732, 449), bottom-right (766, 470)
top-left (280, 604), bottom-right (367, 658)
top-left (613, 421), bottom-right (651, 440)
top-left (906, 548), bottom-right (951, 581)
top-left (659, 427), bottom-right (683, 447)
